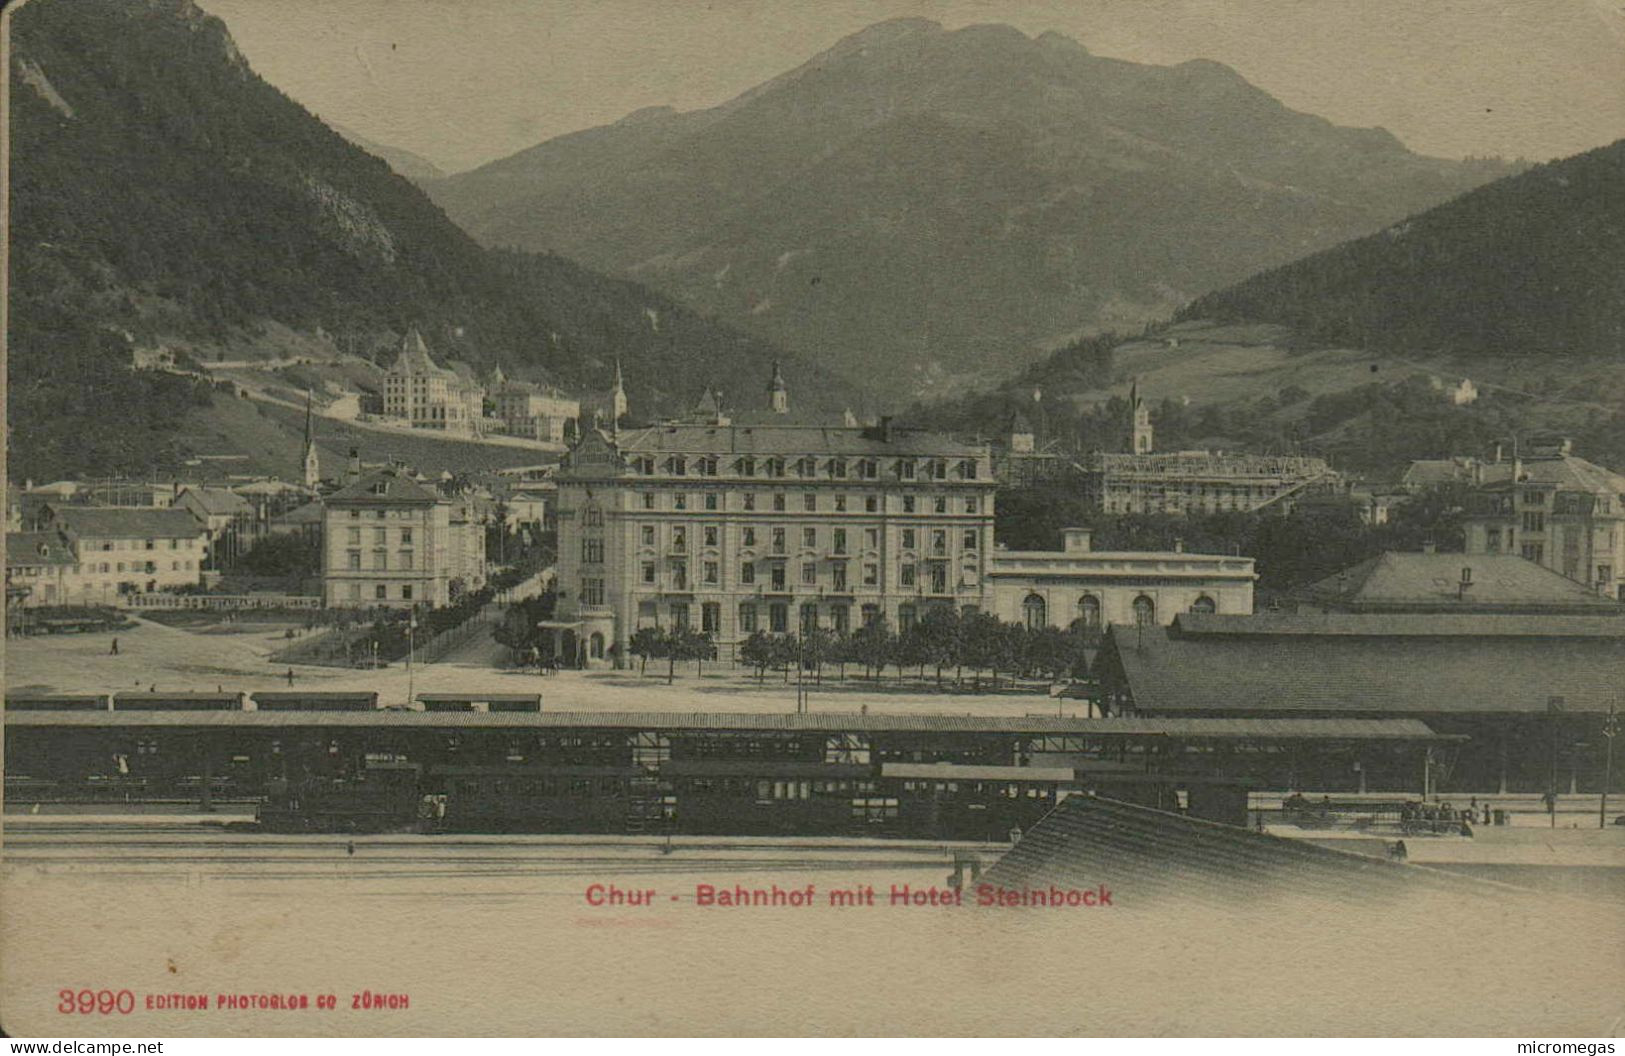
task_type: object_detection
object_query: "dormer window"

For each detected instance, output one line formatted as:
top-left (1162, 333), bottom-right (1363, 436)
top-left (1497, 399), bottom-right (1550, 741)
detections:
top-left (796, 457), bottom-right (817, 477)
top-left (739, 457), bottom-right (756, 477)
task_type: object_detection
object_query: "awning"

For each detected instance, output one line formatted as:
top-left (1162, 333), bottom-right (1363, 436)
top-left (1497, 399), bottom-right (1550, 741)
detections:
top-left (535, 620), bottom-right (583, 630)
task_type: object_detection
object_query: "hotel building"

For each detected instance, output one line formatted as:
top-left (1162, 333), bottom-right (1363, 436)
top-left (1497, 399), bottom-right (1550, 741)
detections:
top-left (554, 411), bottom-right (997, 667)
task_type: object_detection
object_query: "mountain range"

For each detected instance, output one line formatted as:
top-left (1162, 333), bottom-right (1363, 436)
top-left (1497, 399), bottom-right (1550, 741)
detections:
top-left (428, 18), bottom-right (1515, 399)
top-left (1178, 138), bottom-right (1625, 358)
top-left (906, 137), bottom-right (1625, 476)
top-left (7, 0), bottom-right (855, 481)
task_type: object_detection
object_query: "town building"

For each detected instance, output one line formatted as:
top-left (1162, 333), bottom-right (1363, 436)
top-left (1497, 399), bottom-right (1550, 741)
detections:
top-left (382, 328), bottom-right (485, 435)
top-left (5, 530), bottom-right (77, 607)
top-left (553, 403), bottom-right (998, 667)
top-left (445, 495), bottom-right (490, 596)
top-left (1075, 382), bottom-right (1337, 515)
top-left (39, 506), bottom-right (208, 604)
top-left (320, 469), bottom-right (484, 609)
top-left (491, 378), bottom-right (580, 443)
top-left (1461, 441), bottom-right (1625, 599)
top-left (988, 528), bottom-right (1254, 632)
top-left (173, 486), bottom-right (258, 569)
top-left (1294, 550), bottom-right (1625, 615)
top-left (1085, 450), bottom-right (1338, 515)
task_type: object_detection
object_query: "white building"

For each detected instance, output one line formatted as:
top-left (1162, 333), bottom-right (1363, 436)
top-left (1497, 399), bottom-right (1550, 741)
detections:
top-left (382, 329), bottom-right (485, 435)
top-left (988, 528), bottom-right (1255, 632)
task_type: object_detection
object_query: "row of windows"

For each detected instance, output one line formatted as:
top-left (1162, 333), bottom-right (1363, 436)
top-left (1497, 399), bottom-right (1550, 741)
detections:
top-left (90, 538), bottom-right (197, 551)
top-left (627, 492), bottom-right (983, 514)
top-left (1017, 593), bottom-right (1214, 629)
top-left (636, 556), bottom-right (961, 593)
top-left (629, 455), bottom-right (981, 482)
top-left (344, 550), bottom-right (417, 571)
top-left (640, 600), bottom-right (951, 635)
top-left (346, 527), bottom-right (414, 546)
top-left (342, 583), bottom-right (417, 601)
top-left (635, 524), bottom-right (979, 554)
top-left (344, 509), bottom-right (420, 520)
top-left (74, 561), bottom-right (195, 574)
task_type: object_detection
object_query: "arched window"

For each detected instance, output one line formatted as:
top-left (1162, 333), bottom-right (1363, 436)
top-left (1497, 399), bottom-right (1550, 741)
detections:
top-left (1132, 595), bottom-right (1156, 626)
top-left (1078, 595), bottom-right (1102, 630)
top-left (589, 632), bottom-right (605, 659)
top-left (1189, 595), bottom-right (1217, 615)
top-left (1023, 593), bottom-right (1047, 630)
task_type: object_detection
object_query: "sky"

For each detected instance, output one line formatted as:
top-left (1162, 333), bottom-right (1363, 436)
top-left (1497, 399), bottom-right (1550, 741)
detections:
top-left (194, 0), bottom-right (1625, 174)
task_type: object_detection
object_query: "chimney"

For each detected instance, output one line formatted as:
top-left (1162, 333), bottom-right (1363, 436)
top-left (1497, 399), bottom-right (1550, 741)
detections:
top-left (878, 416), bottom-right (894, 443)
top-left (1422, 541), bottom-right (1438, 554)
top-left (1173, 537), bottom-right (1185, 554)
top-left (1062, 527), bottom-right (1093, 554)
top-left (347, 447), bottom-right (362, 482)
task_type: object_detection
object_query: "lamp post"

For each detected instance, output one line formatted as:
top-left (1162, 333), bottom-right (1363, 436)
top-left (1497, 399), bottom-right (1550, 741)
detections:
top-left (1548, 696), bottom-right (1565, 829)
top-left (406, 610), bottom-right (417, 709)
top-left (1602, 704), bottom-right (1619, 830)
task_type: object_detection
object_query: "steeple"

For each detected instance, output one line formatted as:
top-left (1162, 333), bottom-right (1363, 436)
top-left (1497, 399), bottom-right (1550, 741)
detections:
top-left (302, 389), bottom-right (321, 489)
top-left (608, 358), bottom-right (628, 434)
top-left (768, 361), bottom-right (788, 414)
top-left (1129, 378), bottom-right (1153, 454)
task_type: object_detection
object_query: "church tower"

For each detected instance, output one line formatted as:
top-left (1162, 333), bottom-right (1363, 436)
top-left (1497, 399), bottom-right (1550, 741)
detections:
top-left (768, 362), bottom-right (789, 414)
top-left (609, 359), bottom-right (629, 426)
top-left (1129, 379), bottom-right (1153, 454)
top-left (301, 389), bottom-right (321, 489)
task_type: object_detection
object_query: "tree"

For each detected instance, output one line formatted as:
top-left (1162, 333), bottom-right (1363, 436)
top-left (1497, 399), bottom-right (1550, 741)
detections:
top-left (915, 608), bottom-right (963, 687)
top-left (628, 626), bottom-right (665, 676)
top-left (850, 619), bottom-right (894, 681)
top-left (739, 630), bottom-right (776, 685)
top-left (958, 611), bottom-right (1005, 691)
top-left (1026, 625), bottom-right (1077, 682)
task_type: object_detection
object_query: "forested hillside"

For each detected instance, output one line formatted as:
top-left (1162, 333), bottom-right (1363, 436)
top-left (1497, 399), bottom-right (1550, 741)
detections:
top-left (7, 0), bottom-right (853, 481)
top-left (1177, 139), bottom-right (1625, 358)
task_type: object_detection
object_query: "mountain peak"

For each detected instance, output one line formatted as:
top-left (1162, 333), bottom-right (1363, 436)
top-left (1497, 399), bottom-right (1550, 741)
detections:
top-left (838, 17), bottom-right (942, 48)
top-left (1035, 30), bottom-right (1090, 57)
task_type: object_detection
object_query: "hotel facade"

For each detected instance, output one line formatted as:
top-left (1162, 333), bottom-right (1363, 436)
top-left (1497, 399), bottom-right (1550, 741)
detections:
top-left (553, 418), bottom-right (998, 666)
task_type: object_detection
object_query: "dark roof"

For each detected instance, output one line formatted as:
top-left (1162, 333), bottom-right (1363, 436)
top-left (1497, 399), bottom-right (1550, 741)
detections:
top-left (1509, 453), bottom-right (1625, 495)
top-left (49, 506), bottom-right (204, 539)
top-left (271, 500), bottom-right (325, 525)
top-left (1174, 612), bottom-right (1625, 638)
top-left (323, 470), bottom-right (443, 507)
top-left (175, 487), bottom-right (253, 516)
top-left (1297, 552), bottom-right (1623, 614)
top-left (613, 423), bottom-right (986, 459)
top-left (1106, 616), bottom-right (1625, 714)
top-left (978, 794), bottom-right (1512, 907)
top-left (0, 710), bottom-right (1451, 739)
top-left (6, 531), bottom-right (76, 568)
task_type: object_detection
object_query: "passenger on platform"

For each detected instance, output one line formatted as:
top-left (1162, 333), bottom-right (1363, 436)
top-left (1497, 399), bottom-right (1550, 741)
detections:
top-left (1483, 802), bottom-right (1492, 825)
top-left (109, 638), bottom-right (119, 656)
top-left (286, 667), bottom-right (295, 686)
top-left (1390, 839), bottom-right (1408, 861)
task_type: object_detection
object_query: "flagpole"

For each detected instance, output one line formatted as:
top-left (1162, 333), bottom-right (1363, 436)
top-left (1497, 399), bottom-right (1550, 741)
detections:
top-left (407, 611), bottom-right (417, 709)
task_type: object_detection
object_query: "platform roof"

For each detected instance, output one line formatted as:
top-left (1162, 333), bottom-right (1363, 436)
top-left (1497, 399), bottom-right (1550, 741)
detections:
top-left (1107, 617), bottom-right (1625, 715)
top-left (2, 710), bottom-right (1452, 740)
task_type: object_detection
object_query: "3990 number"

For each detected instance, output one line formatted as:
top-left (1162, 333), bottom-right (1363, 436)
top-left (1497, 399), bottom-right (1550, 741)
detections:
top-left (58, 988), bottom-right (135, 1014)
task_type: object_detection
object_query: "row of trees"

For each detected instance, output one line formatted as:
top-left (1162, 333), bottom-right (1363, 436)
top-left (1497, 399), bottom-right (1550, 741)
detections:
top-left (627, 609), bottom-right (1095, 691)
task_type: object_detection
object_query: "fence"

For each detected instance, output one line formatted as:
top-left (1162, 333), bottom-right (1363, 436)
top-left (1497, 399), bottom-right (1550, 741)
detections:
top-left (124, 593), bottom-right (322, 611)
top-left (415, 610), bottom-right (498, 664)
